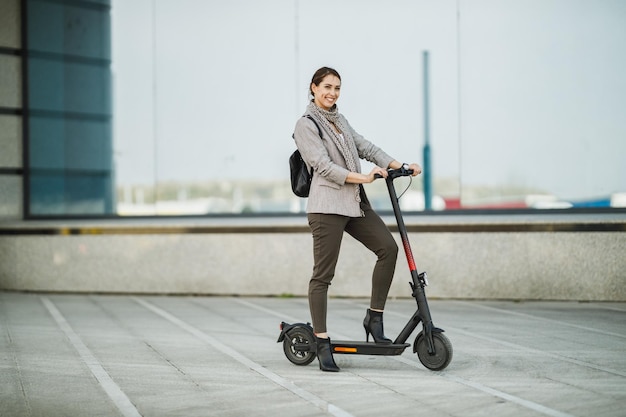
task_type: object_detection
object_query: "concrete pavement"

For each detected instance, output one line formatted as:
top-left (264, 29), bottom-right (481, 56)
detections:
top-left (1, 292), bottom-right (625, 417)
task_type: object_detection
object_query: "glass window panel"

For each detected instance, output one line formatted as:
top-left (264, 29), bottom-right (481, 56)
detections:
top-left (29, 116), bottom-right (111, 171)
top-left (28, 57), bottom-right (111, 115)
top-left (27, 0), bottom-right (110, 60)
top-left (112, 0), bottom-right (626, 215)
top-left (111, 0), bottom-right (462, 215)
top-left (64, 172), bottom-right (113, 214)
top-left (28, 173), bottom-right (65, 215)
top-left (29, 172), bottom-right (112, 215)
top-left (457, 1), bottom-right (626, 209)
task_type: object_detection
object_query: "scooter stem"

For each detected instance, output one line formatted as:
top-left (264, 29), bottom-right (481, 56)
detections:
top-left (383, 173), bottom-right (416, 273)
top-left (384, 171), bottom-right (437, 354)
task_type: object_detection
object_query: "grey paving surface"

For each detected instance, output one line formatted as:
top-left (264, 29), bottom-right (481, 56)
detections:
top-left (1, 292), bottom-right (625, 417)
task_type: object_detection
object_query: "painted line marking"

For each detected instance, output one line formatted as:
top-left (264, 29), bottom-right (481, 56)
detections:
top-left (41, 297), bottom-right (142, 417)
top-left (446, 325), bottom-right (626, 378)
top-left (602, 306), bottom-right (626, 313)
top-left (390, 355), bottom-right (576, 417)
top-left (233, 297), bottom-right (302, 323)
top-left (454, 301), bottom-right (626, 339)
top-left (440, 373), bottom-right (573, 417)
top-left (133, 297), bottom-right (354, 417)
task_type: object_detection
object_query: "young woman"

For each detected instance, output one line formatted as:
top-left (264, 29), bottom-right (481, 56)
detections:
top-left (293, 67), bottom-right (422, 372)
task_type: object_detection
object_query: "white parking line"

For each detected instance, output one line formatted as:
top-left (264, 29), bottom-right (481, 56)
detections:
top-left (41, 297), bottom-right (142, 417)
top-left (446, 325), bottom-right (626, 378)
top-left (133, 297), bottom-right (354, 417)
top-left (389, 355), bottom-right (575, 417)
top-left (454, 301), bottom-right (626, 339)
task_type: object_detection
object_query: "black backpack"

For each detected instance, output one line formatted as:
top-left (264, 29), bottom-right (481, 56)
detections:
top-left (290, 115), bottom-right (321, 197)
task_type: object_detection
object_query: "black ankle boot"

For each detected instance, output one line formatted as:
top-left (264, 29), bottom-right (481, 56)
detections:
top-left (363, 309), bottom-right (392, 344)
top-left (315, 337), bottom-right (340, 372)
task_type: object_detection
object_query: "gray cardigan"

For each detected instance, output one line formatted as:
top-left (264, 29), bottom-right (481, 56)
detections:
top-left (293, 110), bottom-right (395, 217)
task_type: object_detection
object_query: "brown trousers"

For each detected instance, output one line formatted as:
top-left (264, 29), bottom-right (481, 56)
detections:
top-left (307, 200), bottom-right (398, 334)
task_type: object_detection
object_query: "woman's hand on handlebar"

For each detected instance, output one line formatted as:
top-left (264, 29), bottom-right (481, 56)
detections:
top-left (388, 161), bottom-right (423, 176)
top-left (345, 166), bottom-right (387, 184)
top-left (367, 166), bottom-right (388, 182)
top-left (407, 163), bottom-right (422, 176)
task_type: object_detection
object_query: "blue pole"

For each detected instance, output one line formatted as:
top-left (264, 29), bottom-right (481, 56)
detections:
top-left (423, 51), bottom-right (432, 210)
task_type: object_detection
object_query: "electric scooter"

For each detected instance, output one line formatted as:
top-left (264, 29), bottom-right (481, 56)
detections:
top-left (277, 166), bottom-right (453, 371)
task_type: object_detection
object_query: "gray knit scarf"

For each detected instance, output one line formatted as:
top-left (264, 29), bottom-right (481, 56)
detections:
top-left (307, 102), bottom-right (362, 204)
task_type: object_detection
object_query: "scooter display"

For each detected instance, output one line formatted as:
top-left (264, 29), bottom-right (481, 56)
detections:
top-left (277, 166), bottom-right (453, 371)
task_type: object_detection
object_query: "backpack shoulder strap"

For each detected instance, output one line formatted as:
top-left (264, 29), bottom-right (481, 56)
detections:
top-left (292, 115), bottom-right (322, 139)
top-left (304, 115), bottom-right (322, 138)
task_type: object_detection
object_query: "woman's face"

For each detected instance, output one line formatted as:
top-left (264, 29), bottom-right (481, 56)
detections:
top-left (311, 75), bottom-right (341, 110)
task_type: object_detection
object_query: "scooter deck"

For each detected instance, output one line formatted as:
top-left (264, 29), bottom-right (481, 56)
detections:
top-left (331, 340), bottom-right (410, 356)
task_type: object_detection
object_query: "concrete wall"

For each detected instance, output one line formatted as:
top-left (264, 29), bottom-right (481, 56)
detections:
top-left (1, 215), bottom-right (625, 301)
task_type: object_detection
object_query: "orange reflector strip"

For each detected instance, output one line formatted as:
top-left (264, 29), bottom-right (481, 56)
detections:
top-left (334, 347), bottom-right (357, 353)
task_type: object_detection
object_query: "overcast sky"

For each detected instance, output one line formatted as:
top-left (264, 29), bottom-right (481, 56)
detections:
top-left (111, 0), bottom-right (626, 200)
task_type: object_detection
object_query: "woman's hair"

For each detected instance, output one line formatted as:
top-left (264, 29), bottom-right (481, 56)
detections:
top-left (309, 67), bottom-right (341, 97)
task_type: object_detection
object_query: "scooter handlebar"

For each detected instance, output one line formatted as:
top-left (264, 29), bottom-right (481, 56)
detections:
top-left (374, 167), bottom-right (414, 180)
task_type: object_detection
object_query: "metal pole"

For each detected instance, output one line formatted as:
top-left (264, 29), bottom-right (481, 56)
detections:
top-left (423, 51), bottom-right (432, 210)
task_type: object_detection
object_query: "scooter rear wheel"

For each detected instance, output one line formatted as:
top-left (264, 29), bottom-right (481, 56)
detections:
top-left (414, 331), bottom-right (453, 371)
top-left (283, 326), bottom-right (316, 366)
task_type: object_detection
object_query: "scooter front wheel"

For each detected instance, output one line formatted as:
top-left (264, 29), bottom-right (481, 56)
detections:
top-left (283, 326), bottom-right (317, 366)
top-left (414, 331), bottom-right (453, 371)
